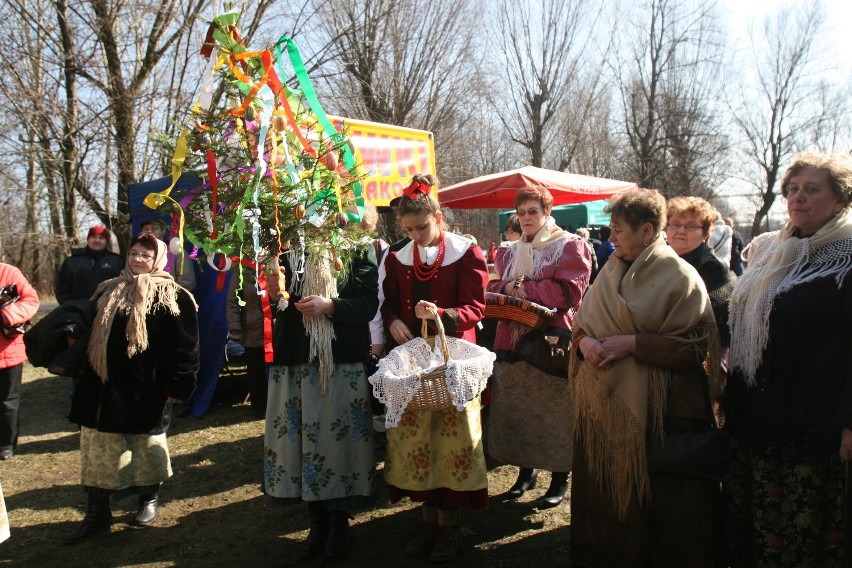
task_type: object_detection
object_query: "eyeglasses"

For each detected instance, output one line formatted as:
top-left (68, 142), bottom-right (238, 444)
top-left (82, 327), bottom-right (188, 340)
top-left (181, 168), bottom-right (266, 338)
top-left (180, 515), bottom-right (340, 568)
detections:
top-left (667, 223), bottom-right (702, 233)
top-left (516, 207), bottom-right (542, 217)
top-left (128, 252), bottom-right (154, 261)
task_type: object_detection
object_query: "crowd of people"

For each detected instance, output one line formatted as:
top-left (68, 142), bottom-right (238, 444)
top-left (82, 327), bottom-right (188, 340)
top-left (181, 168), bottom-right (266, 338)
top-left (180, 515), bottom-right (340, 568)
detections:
top-left (2, 151), bottom-right (851, 567)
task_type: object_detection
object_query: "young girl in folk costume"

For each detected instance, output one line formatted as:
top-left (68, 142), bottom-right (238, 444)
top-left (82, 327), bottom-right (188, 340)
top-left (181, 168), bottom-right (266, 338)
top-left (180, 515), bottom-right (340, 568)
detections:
top-left (381, 175), bottom-right (489, 562)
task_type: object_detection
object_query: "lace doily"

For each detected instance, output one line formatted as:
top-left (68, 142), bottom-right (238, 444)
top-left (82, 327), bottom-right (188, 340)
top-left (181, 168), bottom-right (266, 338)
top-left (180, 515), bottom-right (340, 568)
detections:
top-left (368, 336), bottom-right (496, 429)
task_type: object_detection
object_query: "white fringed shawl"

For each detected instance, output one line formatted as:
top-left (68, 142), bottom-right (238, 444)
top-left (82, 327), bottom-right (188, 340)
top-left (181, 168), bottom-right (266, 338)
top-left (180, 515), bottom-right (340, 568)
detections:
top-left (88, 239), bottom-right (195, 382)
top-left (729, 209), bottom-right (852, 384)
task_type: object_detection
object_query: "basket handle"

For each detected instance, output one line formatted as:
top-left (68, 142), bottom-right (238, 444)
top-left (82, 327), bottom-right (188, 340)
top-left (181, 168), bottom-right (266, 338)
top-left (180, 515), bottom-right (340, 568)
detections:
top-left (420, 305), bottom-right (452, 363)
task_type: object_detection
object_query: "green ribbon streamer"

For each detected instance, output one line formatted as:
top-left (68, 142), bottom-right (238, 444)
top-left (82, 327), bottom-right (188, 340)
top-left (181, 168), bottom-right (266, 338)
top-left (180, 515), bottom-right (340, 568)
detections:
top-left (212, 12), bottom-right (242, 53)
top-left (275, 35), bottom-right (364, 221)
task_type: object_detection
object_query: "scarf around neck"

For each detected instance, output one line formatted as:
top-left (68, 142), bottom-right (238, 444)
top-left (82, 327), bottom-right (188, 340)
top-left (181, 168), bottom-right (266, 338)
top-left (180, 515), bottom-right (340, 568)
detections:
top-left (87, 239), bottom-right (193, 382)
top-left (729, 208), bottom-right (852, 384)
top-left (569, 234), bottom-right (720, 519)
top-left (504, 219), bottom-right (568, 283)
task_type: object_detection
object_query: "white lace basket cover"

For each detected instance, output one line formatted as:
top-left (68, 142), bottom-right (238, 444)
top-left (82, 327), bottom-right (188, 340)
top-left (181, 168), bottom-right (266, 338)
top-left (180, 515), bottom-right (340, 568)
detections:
top-left (369, 334), bottom-right (496, 429)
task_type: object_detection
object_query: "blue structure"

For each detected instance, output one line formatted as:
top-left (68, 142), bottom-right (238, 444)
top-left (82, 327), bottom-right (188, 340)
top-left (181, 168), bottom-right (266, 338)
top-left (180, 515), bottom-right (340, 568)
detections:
top-left (128, 175), bottom-right (231, 418)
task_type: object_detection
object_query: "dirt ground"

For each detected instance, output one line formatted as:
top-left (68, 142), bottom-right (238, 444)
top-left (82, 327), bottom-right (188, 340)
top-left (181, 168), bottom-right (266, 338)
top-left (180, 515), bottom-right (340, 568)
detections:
top-left (0, 364), bottom-right (571, 567)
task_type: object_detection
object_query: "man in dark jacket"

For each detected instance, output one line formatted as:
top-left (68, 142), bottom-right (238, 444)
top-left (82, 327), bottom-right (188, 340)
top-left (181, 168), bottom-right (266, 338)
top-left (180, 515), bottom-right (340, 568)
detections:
top-left (55, 226), bottom-right (124, 304)
top-left (595, 226), bottom-right (615, 269)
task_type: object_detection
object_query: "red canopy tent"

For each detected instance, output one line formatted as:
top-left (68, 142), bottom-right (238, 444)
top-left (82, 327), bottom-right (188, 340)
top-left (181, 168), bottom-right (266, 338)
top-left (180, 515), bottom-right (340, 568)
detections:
top-left (438, 166), bottom-right (637, 209)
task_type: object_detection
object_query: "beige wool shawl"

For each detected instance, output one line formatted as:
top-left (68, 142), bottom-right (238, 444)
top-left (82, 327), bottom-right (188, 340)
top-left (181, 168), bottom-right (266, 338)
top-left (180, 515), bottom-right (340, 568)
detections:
top-left (88, 239), bottom-right (194, 382)
top-left (569, 235), bottom-right (720, 519)
top-left (503, 220), bottom-right (567, 284)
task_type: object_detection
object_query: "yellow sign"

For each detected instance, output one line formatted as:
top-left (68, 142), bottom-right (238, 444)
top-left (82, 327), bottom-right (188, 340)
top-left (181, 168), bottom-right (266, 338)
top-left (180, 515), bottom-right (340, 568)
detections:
top-left (329, 115), bottom-right (437, 206)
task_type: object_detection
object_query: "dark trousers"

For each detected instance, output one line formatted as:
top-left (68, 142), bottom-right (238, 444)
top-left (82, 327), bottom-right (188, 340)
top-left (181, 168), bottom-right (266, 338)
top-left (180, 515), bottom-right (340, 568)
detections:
top-left (0, 363), bottom-right (23, 450)
top-left (245, 346), bottom-right (268, 414)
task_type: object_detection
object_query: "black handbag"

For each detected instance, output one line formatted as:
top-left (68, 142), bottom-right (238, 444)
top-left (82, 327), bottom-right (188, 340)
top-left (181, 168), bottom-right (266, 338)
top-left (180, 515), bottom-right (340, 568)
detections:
top-left (646, 427), bottom-right (731, 481)
top-left (512, 326), bottom-right (571, 378)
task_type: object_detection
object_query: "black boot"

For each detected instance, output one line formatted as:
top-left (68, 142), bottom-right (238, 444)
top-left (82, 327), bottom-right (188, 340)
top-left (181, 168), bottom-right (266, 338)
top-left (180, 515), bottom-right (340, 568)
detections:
top-left (539, 471), bottom-right (568, 509)
top-left (134, 493), bottom-right (159, 527)
top-left (506, 467), bottom-right (538, 499)
top-left (63, 487), bottom-right (112, 545)
top-left (300, 501), bottom-right (329, 560)
top-left (325, 510), bottom-right (351, 559)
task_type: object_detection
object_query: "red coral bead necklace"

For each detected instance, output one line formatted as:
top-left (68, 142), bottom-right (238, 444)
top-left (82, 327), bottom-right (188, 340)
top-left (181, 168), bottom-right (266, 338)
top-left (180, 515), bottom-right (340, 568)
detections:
top-left (413, 232), bottom-right (445, 281)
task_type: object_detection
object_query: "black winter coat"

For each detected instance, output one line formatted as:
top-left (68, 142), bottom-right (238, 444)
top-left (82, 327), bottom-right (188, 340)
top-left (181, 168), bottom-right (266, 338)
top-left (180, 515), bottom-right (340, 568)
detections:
top-left (273, 249), bottom-right (378, 366)
top-left (725, 273), bottom-right (852, 451)
top-left (56, 248), bottom-right (125, 304)
top-left (680, 242), bottom-right (734, 347)
top-left (70, 288), bottom-right (199, 434)
top-left (23, 299), bottom-right (95, 376)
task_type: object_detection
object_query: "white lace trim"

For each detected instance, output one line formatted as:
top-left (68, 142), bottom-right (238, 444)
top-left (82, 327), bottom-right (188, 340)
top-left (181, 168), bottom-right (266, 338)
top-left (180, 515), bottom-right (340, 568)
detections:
top-left (394, 232), bottom-right (472, 267)
top-left (368, 336), bottom-right (496, 429)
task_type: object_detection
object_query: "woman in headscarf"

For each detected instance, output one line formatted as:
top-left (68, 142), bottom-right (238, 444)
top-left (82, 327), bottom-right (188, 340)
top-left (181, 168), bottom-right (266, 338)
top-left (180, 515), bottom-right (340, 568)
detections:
top-left (65, 233), bottom-right (199, 545)
top-left (724, 152), bottom-right (852, 567)
top-left (569, 189), bottom-right (722, 567)
top-left (486, 186), bottom-right (593, 508)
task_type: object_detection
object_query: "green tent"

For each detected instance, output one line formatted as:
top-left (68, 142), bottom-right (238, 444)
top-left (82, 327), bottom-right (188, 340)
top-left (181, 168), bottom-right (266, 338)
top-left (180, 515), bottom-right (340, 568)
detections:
top-left (498, 199), bottom-right (610, 235)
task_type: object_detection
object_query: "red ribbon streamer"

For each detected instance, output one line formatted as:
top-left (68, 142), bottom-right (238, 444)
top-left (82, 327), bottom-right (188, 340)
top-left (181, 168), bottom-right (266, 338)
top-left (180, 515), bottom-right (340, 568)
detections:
top-left (206, 149), bottom-right (218, 240)
top-left (230, 256), bottom-right (276, 363)
top-left (215, 254), bottom-right (228, 292)
top-left (256, 270), bottom-right (275, 363)
top-left (200, 23), bottom-right (216, 58)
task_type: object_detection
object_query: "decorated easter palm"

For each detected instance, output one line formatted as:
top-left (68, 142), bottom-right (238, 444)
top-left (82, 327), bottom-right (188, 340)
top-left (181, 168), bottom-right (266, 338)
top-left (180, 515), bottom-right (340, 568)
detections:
top-left (148, 10), bottom-right (367, 282)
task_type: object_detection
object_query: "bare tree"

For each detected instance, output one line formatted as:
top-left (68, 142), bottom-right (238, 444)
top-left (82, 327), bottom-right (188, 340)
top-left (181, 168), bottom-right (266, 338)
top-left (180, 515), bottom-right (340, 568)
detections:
top-left (69, 0), bottom-right (209, 251)
top-left (0, 0), bottom-right (74, 287)
top-left (493, 0), bottom-right (599, 170)
top-left (311, 0), bottom-right (482, 169)
top-left (734, 2), bottom-right (850, 237)
top-left (613, 0), bottom-right (729, 198)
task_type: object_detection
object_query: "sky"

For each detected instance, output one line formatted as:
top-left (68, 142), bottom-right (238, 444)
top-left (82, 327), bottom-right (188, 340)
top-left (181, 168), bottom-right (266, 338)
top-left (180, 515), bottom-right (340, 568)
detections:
top-left (719, 0), bottom-right (851, 80)
top-left (714, 0), bottom-right (851, 230)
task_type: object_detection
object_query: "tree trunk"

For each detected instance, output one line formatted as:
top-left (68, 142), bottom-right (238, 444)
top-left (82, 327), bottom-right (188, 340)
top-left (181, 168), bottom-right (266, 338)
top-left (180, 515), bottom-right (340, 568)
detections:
top-left (55, 0), bottom-right (78, 243)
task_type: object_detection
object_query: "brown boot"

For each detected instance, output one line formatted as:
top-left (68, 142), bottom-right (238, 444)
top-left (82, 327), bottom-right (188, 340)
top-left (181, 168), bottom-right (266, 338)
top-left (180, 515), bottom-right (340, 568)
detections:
top-left (429, 508), bottom-right (459, 563)
top-left (405, 503), bottom-right (439, 556)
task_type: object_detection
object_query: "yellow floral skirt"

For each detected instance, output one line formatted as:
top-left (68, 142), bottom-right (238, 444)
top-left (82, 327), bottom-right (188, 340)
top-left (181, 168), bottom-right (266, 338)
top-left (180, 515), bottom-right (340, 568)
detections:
top-left (384, 397), bottom-right (488, 508)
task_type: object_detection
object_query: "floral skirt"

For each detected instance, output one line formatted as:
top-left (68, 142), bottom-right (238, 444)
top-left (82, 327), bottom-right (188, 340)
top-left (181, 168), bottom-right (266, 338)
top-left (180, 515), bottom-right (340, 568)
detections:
top-left (264, 362), bottom-right (375, 510)
top-left (79, 427), bottom-right (172, 490)
top-left (385, 397), bottom-right (488, 509)
top-left (488, 360), bottom-right (573, 471)
top-left (723, 425), bottom-right (845, 568)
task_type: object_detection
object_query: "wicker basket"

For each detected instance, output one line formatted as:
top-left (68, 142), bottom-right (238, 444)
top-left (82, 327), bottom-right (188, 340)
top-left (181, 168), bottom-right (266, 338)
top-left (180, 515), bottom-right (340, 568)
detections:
top-left (408, 307), bottom-right (454, 412)
top-left (485, 292), bottom-right (556, 329)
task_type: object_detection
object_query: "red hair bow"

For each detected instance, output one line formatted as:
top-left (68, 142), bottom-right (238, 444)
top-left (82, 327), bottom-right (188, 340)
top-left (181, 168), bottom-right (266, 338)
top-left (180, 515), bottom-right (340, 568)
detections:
top-left (403, 180), bottom-right (430, 199)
